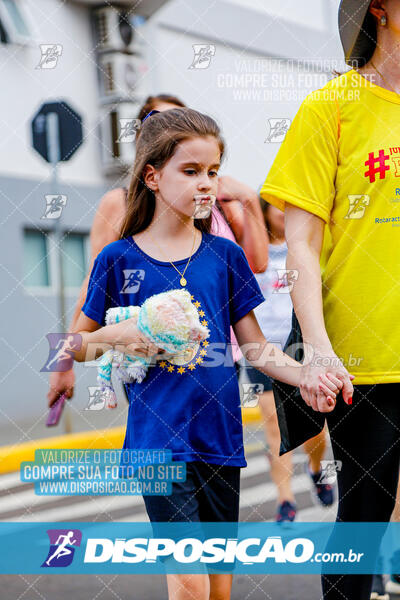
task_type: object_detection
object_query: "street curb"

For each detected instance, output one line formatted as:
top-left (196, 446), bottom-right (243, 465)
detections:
top-left (242, 406), bottom-right (262, 424)
top-left (0, 408), bottom-right (261, 475)
top-left (0, 426), bottom-right (125, 475)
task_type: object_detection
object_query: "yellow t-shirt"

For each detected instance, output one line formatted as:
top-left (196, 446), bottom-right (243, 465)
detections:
top-left (260, 69), bottom-right (400, 384)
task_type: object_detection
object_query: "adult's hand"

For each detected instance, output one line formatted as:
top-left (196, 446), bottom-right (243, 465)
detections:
top-left (47, 369), bottom-right (75, 407)
top-left (300, 344), bottom-right (355, 413)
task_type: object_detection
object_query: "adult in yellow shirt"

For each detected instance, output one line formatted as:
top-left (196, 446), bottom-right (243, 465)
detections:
top-left (261, 1), bottom-right (400, 598)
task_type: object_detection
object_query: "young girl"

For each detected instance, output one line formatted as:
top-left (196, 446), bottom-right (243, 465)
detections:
top-left (73, 108), bottom-right (342, 600)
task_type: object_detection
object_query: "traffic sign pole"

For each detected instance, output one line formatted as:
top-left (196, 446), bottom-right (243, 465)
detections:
top-left (46, 113), bottom-right (66, 332)
top-left (46, 112), bottom-right (71, 435)
top-left (31, 100), bottom-right (83, 434)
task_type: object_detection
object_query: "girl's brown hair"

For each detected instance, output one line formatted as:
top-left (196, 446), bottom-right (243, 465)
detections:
top-left (119, 107), bottom-right (225, 239)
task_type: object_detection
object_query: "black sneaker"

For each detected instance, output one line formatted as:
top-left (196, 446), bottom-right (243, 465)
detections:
top-left (306, 462), bottom-right (334, 507)
top-left (275, 500), bottom-right (297, 523)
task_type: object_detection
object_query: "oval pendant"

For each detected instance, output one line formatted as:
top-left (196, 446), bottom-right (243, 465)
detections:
top-left (180, 277), bottom-right (187, 287)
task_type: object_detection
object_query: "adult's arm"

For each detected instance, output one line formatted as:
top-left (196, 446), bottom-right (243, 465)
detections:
top-left (68, 188), bottom-right (127, 333)
top-left (47, 188), bottom-right (126, 406)
top-left (285, 204), bottom-right (354, 411)
top-left (217, 175), bottom-right (269, 273)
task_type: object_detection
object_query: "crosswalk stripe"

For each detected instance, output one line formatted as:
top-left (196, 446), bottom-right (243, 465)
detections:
top-left (0, 472), bottom-right (23, 491)
top-left (0, 482), bottom-right (146, 514)
top-left (242, 453), bottom-right (306, 479)
top-left (0, 451), bottom-right (327, 523)
top-left (239, 474), bottom-right (312, 509)
top-left (0, 471), bottom-right (314, 523)
top-left (0, 457), bottom-right (270, 514)
top-left (0, 451), bottom-right (307, 495)
top-left (115, 512), bottom-right (149, 522)
top-left (292, 503), bottom-right (338, 522)
top-left (0, 493), bottom-right (146, 522)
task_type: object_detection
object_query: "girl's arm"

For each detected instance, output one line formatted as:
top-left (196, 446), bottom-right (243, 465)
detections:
top-left (73, 311), bottom-right (163, 363)
top-left (72, 312), bottom-right (110, 363)
top-left (233, 310), bottom-right (302, 386)
top-left (233, 310), bottom-right (340, 409)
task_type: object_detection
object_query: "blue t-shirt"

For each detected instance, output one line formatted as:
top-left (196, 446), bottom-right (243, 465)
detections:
top-left (81, 232), bottom-right (265, 467)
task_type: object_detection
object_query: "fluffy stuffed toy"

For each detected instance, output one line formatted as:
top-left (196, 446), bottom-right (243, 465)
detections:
top-left (97, 289), bottom-right (210, 408)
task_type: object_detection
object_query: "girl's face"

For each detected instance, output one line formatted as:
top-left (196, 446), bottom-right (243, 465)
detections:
top-left (265, 204), bottom-right (285, 236)
top-left (151, 135), bottom-right (221, 219)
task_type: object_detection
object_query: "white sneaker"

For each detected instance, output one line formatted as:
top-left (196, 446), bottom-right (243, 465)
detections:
top-left (386, 576), bottom-right (400, 595)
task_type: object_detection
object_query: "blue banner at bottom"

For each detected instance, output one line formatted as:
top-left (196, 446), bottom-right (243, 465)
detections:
top-left (0, 522), bottom-right (399, 574)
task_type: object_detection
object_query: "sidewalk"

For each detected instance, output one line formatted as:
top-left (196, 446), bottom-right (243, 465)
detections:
top-left (0, 407), bottom-right (262, 474)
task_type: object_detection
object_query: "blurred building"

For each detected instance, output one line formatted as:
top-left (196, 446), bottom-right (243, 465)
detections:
top-left (0, 0), bottom-right (343, 440)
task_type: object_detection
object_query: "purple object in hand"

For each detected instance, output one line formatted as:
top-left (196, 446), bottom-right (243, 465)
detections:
top-left (46, 392), bottom-right (67, 427)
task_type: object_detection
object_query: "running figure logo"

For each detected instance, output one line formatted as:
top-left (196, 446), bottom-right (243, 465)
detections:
top-left (317, 460), bottom-right (342, 484)
top-left (272, 269), bottom-right (298, 293)
top-left (41, 333), bottom-right (82, 372)
top-left (265, 119), bottom-right (291, 143)
top-left (84, 386), bottom-right (106, 410)
top-left (188, 44), bottom-right (215, 69)
top-left (41, 529), bottom-right (82, 567)
top-left (118, 118), bottom-right (141, 143)
top-left (241, 383), bottom-right (264, 407)
top-left (120, 269), bottom-right (145, 293)
top-left (345, 194), bottom-right (370, 219)
top-left (36, 44), bottom-right (63, 69)
top-left (41, 194), bottom-right (67, 219)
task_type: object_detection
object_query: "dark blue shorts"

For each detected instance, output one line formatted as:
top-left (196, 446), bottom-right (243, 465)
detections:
top-left (244, 359), bottom-right (273, 392)
top-left (143, 461), bottom-right (240, 523)
top-left (142, 461), bottom-right (241, 572)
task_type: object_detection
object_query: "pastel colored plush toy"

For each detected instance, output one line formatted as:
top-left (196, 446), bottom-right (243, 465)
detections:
top-left (97, 289), bottom-right (210, 409)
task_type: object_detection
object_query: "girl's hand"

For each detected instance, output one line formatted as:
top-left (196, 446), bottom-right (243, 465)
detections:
top-left (108, 319), bottom-right (165, 359)
top-left (317, 373), bottom-right (343, 411)
top-left (300, 346), bottom-right (354, 413)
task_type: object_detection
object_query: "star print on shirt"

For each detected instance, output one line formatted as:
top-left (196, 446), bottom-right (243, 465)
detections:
top-left (158, 293), bottom-right (210, 375)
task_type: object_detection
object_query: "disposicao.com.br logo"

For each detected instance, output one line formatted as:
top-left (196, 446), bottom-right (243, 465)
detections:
top-left (82, 536), bottom-right (363, 566)
top-left (1, 521), bottom-right (394, 574)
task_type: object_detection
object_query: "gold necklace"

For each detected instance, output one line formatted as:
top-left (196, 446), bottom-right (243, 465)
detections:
top-left (370, 60), bottom-right (400, 96)
top-left (144, 226), bottom-right (199, 287)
